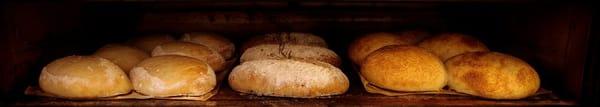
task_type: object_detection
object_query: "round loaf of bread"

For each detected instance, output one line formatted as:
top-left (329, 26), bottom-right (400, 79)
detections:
top-left (181, 32), bottom-right (235, 59)
top-left (152, 42), bottom-right (226, 71)
top-left (241, 32), bottom-right (327, 52)
top-left (241, 44), bottom-right (341, 67)
top-left (39, 56), bottom-right (132, 98)
top-left (93, 44), bottom-right (150, 72)
top-left (228, 59), bottom-right (349, 98)
top-left (129, 55), bottom-right (216, 97)
top-left (361, 45), bottom-right (446, 92)
top-left (130, 34), bottom-right (176, 52)
top-left (349, 31), bottom-right (429, 64)
top-left (418, 33), bottom-right (489, 61)
top-left (445, 52), bottom-right (540, 99)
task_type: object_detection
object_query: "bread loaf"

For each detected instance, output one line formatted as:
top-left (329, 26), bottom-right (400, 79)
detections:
top-left (361, 45), bottom-right (446, 92)
top-left (129, 55), bottom-right (216, 97)
top-left (240, 44), bottom-right (341, 67)
top-left (445, 52), bottom-right (540, 99)
top-left (39, 56), bottom-right (132, 98)
top-left (241, 32), bottom-right (327, 52)
top-left (228, 59), bottom-right (349, 98)
top-left (130, 34), bottom-right (176, 52)
top-left (348, 31), bottom-right (429, 64)
top-left (181, 32), bottom-right (235, 59)
top-left (418, 33), bottom-right (489, 61)
top-left (152, 42), bottom-right (226, 71)
top-left (93, 44), bottom-right (150, 72)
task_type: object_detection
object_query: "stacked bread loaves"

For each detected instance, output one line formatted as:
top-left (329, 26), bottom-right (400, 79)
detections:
top-left (39, 33), bottom-right (233, 99)
top-left (229, 32), bottom-right (349, 98)
top-left (351, 31), bottom-right (540, 99)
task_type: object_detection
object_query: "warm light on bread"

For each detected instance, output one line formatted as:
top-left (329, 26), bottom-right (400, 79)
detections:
top-left (228, 59), bottom-right (349, 98)
top-left (241, 32), bottom-right (327, 52)
top-left (418, 33), bottom-right (489, 61)
top-left (241, 44), bottom-right (341, 67)
top-left (152, 42), bottom-right (226, 71)
top-left (93, 44), bottom-right (150, 72)
top-left (361, 45), bottom-right (447, 92)
top-left (39, 56), bottom-right (132, 98)
top-left (445, 52), bottom-right (540, 99)
top-left (349, 31), bottom-right (429, 64)
top-left (129, 55), bottom-right (216, 97)
top-left (181, 32), bottom-right (235, 59)
top-left (130, 34), bottom-right (176, 52)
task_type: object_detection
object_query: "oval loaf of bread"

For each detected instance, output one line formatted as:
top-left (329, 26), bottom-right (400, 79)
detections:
top-left (240, 44), bottom-right (341, 67)
top-left (241, 32), bottom-right (328, 52)
top-left (228, 59), bottom-right (349, 98)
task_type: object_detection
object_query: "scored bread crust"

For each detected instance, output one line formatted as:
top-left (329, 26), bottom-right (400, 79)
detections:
top-left (129, 34), bottom-right (176, 53)
top-left (241, 32), bottom-right (328, 52)
top-left (181, 32), bottom-right (235, 60)
top-left (445, 52), bottom-right (540, 99)
top-left (348, 32), bottom-right (429, 65)
top-left (129, 55), bottom-right (216, 97)
top-left (241, 44), bottom-right (341, 67)
top-left (39, 56), bottom-right (132, 98)
top-left (93, 43), bottom-right (150, 72)
top-left (361, 45), bottom-right (447, 92)
top-left (152, 42), bottom-right (226, 72)
top-left (228, 59), bottom-right (349, 98)
top-left (417, 33), bottom-right (489, 61)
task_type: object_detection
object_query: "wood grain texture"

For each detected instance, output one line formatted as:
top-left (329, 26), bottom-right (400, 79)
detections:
top-left (14, 82), bottom-right (576, 106)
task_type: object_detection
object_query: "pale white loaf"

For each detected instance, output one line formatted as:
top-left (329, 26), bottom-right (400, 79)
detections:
top-left (228, 59), bottom-right (349, 98)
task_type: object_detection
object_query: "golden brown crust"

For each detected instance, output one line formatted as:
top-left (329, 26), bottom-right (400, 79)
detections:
top-left (93, 44), bottom-right (150, 73)
top-left (152, 42), bottom-right (226, 72)
top-left (39, 56), bottom-right (132, 98)
top-left (360, 45), bottom-right (447, 92)
top-left (445, 52), bottom-right (540, 99)
top-left (417, 33), bottom-right (489, 61)
top-left (228, 59), bottom-right (349, 98)
top-left (241, 32), bottom-right (327, 52)
top-left (129, 34), bottom-right (176, 52)
top-left (130, 55), bottom-right (216, 97)
top-left (181, 33), bottom-right (235, 59)
top-left (348, 31), bottom-right (429, 65)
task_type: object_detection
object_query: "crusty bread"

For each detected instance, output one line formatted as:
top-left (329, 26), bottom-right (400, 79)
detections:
top-left (241, 32), bottom-right (327, 52)
top-left (445, 52), bottom-right (540, 99)
top-left (181, 32), bottom-right (235, 59)
top-left (129, 55), bottom-right (216, 97)
top-left (152, 42), bottom-right (226, 71)
top-left (418, 33), bottom-right (489, 61)
top-left (129, 34), bottom-right (176, 52)
top-left (93, 44), bottom-right (150, 72)
top-left (361, 45), bottom-right (446, 92)
top-left (228, 59), bottom-right (349, 98)
top-left (240, 44), bottom-right (341, 67)
top-left (39, 56), bottom-right (132, 98)
top-left (348, 31), bottom-right (429, 65)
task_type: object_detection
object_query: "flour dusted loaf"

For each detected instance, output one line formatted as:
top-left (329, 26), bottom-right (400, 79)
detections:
top-left (152, 41), bottom-right (226, 71)
top-left (361, 45), bottom-right (446, 92)
top-left (418, 33), bottom-right (489, 61)
top-left (348, 31), bottom-right (429, 64)
top-left (228, 59), bottom-right (349, 98)
top-left (39, 56), bottom-right (132, 98)
top-left (130, 34), bottom-right (176, 52)
top-left (241, 32), bottom-right (328, 52)
top-left (93, 44), bottom-right (150, 72)
top-left (181, 32), bottom-right (235, 59)
top-left (445, 52), bottom-right (540, 99)
top-left (240, 44), bottom-right (341, 67)
top-left (129, 55), bottom-right (216, 97)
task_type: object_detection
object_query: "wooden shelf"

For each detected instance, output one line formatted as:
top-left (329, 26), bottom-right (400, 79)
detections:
top-left (14, 83), bottom-right (576, 106)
